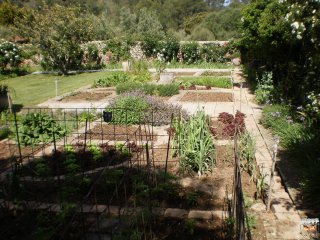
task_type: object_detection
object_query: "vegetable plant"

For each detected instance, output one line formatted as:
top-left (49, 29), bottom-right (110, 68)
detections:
top-left (17, 112), bottom-right (67, 146)
top-left (173, 109), bottom-right (215, 177)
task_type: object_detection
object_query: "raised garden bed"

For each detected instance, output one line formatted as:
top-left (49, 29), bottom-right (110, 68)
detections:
top-left (61, 91), bottom-right (113, 102)
top-left (180, 92), bottom-right (233, 102)
top-left (79, 124), bottom-right (158, 142)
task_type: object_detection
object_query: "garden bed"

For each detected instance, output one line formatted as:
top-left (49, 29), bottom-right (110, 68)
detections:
top-left (181, 92), bottom-right (233, 102)
top-left (61, 91), bottom-right (113, 102)
top-left (79, 124), bottom-right (158, 141)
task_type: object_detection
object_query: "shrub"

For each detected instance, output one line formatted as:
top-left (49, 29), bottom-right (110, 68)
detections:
top-left (106, 94), bottom-right (149, 125)
top-left (107, 91), bottom-right (188, 125)
top-left (83, 43), bottom-right (104, 70)
top-left (18, 112), bottom-right (67, 146)
top-left (200, 43), bottom-right (229, 63)
top-left (159, 37), bottom-right (180, 62)
top-left (0, 41), bottom-right (22, 71)
top-left (103, 38), bottom-right (132, 62)
top-left (180, 41), bottom-right (201, 64)
top-left (157, 84), bottom-right (180, 96)
top-left (116, 82), bottom-right (143, 95)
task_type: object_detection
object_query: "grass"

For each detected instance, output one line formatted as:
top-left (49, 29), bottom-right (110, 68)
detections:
top-left (176, 76), bottom-right (232, 88)
top-left (1, 71), bottom-right (116, 107)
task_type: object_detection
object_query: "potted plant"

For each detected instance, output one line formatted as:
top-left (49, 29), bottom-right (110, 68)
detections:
top-left (0, 84), bottom-right (9, 111)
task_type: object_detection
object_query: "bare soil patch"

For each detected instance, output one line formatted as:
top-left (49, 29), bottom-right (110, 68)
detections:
top-left (181, 92), bottom-right (233, 102)
top-left (79, 124), bottom-right (158, 142)
top-left (61, 91), bottom-right (113, 102)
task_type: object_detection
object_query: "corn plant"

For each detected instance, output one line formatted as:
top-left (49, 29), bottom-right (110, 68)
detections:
top-left (173, 109), bottom-right (215, 177)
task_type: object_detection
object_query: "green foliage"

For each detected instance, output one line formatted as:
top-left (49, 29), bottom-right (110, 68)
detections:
top-left (0, 41), bottom-right (22, 71)
top-left (106, 95), bottom-right (149, 125)
top-left (103, 38), bottom-right (132, 62)
top-left (93, 72), bottom-right (131, 88)
top-left (256, 171), bottom-right (268, 200)
top-left (238, 132), bottom-right (256, 181)
top-left (173, 109), bottom-right (215, 176)
top-left (82, 43), bottom-right (104, 70)
top-left (0, 126), bottom-right (10, 140)
top-left (116, 82), bottom-right (143, 95)
top-left (186, 192), bottom-right (199, 206)
top-left (16, 5), bottom-right (94, 74)
top-left (35, 159), bottom-right (48, 177)
top-left (0, 83), bottom-right (8, 94)
top-left (88, 144), bottom-right (103, 162)
top-left (116, 82), bottom-right (179, 97)
top-left (157, 84), bottom-right (180, 96)
top-left (261, 104), bottom-right (310, 149)
top-left (0, 0), bottom-right (22, 26)
top-left (18, 112), bottom-right (67, 146)
top-left (180, 42), bottom-right (201, 64)
top-left (254, 72), bottom-right (274, 104)
top-left (177, 76), bottom-right (232, 88)
top-left (246, 214), bottom-right (256, 230)
top-left (203, 3), bottom-right (244, 40)
top-left (240, 0), bottom-right (320, 103)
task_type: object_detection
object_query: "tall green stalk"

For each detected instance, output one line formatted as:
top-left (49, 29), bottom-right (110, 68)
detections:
top-left (173, 109), bottom-right (215, 176)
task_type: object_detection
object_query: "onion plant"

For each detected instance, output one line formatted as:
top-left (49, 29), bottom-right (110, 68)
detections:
top-left (173, 109), bottom-right (215, 177)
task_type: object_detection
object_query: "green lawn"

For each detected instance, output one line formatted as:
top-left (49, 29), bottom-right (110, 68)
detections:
top-left (1, 71), bottom-right (116, 107)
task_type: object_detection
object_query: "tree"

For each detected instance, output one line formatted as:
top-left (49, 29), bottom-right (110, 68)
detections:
top-left (0, 0), bottom-right (22, 26)
top-left (16, 4), bottom-right (94, 74)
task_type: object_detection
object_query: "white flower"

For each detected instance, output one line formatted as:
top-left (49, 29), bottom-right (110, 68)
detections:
top-left (291, 22), bottom-right (299, 29)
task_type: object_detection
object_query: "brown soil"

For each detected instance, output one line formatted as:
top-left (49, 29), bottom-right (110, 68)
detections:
top-left (210, 120), bottom-right (229, 140)
top-left (79, 124), bottom-right (158, 142)
top-left (0, 140), bottom-right (45, 173)
top-left (61, 91), bottom-right (113, 102)
top-left (181, 92), bottom-right (233, 102)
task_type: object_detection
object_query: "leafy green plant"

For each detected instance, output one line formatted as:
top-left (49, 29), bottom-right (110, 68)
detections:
top-left (173, 109), bottom-right (215, 176)
top-left (177, 76), bottom-right (232, 89)
top-left (88, 144), bottom-right (103, 162)
top-left (35, 159), bottom-right (48, 177)
top-left (246, 214), bottom-right (256, 230)
top-left (256, 172), bottom-right (268, 200)
top-left (238, 132), bottom-right (257, 181)
top-left (183, 219), bottom-right (196, 235)
top-left (106, 95), bottom-right (149, 125)
top-left (0, 126), bottom-right (10, 140)
top-left (254, 72), bottom-right (274, 104)
top-left (186, 192), bottom-right (199, 207)
top-left (18, 112), bottom-right (67, 146)
top-left (93, 72), bottom-right (132, 88)
top-left (156, 84), bottom-right (180, 96)
top-left (116, 82), bottom-right (179, 96)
